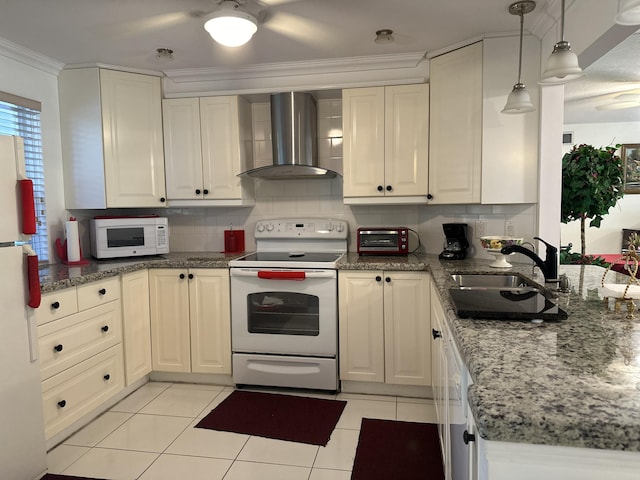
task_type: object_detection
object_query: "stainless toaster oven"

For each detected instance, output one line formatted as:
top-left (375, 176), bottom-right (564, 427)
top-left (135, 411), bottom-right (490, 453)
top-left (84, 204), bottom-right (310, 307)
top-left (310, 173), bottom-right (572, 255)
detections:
top-left (357, 227), bottom-right (409, 255)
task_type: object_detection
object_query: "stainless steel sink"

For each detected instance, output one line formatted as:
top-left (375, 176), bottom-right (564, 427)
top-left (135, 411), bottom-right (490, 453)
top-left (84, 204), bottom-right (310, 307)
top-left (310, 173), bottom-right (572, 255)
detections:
top-left (451, 273), bottom-right (533, 289)
top-left (448, 273), bottom-right (566, 321)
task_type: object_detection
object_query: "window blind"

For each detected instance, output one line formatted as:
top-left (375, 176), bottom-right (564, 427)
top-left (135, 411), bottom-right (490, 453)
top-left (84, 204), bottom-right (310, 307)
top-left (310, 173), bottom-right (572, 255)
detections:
top-left (0, 92), bottom-right (49, 262)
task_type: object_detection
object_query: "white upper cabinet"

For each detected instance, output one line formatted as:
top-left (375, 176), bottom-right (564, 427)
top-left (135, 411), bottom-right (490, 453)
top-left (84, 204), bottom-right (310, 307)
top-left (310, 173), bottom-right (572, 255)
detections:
top-left (162, 96), bottom-right (255, 207)
top-left (428, 42), bottom-right (483, 205)
top-left (342, 84), bottom-right (429, 205)
top-left (428, 37), bottom-right (540, 205)
top-left (59, 68), bottom-right (166, 209)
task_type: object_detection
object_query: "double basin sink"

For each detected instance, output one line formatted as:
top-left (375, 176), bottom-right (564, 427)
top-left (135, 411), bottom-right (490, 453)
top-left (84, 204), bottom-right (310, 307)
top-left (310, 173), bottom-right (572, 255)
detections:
top-left (448, 273), bottom-right (567, 321)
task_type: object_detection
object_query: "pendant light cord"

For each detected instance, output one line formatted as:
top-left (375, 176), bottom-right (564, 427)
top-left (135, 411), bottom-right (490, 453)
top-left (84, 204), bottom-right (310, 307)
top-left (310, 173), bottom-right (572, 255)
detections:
top-left (559, 0), bottom-right (566, 42)
top-left (517, 7), bottom-right (524, 84)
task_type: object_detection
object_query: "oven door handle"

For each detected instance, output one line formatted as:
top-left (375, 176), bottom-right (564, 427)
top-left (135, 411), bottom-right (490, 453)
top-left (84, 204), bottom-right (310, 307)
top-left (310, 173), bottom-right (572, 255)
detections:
top-left (231, 269), bottom-right (336, 279)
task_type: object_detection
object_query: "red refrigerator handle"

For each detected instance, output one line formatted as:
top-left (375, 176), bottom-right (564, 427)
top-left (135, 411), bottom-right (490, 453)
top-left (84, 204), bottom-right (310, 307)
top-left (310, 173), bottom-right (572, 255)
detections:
top-left (26, 254), bottom-right (41, 308)
top-left (19, 179), bottom-right (37, 235)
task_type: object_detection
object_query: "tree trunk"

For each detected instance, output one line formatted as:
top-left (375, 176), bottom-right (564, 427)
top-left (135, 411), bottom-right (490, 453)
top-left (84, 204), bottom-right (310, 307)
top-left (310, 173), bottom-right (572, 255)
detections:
top-left (580, 216), bottom-right (586, 257)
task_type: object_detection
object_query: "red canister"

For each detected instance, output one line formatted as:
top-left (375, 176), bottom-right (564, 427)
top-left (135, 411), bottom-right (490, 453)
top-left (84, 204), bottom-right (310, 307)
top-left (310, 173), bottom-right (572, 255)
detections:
top-left (224, 229), bottom-right (245, 253)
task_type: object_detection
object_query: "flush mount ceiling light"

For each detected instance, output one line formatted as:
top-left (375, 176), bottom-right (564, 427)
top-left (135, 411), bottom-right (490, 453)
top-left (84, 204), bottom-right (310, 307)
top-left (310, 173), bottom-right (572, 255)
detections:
top-left (615, 0), bottom-right (640, 25)
top-left (502, 1), bottom-right (536, 114)
top-left (596, 93), bottom-right (640, 110)
top-left (539, 0), bottom-right (584, 85)
top-left (204, 0), bottom-right (258, 47)
top-left (375, 29), bottom-right (394, 44)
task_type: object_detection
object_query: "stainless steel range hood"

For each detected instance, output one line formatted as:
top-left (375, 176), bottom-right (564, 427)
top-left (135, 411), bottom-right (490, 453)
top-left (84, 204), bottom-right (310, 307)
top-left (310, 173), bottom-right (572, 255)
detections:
top-left (238, 92), bottom-right (340, 180)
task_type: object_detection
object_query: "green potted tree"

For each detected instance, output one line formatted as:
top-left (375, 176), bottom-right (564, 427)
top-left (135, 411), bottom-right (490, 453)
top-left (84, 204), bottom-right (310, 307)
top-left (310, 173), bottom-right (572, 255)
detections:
top-left (561, 143), bottom-right (624, 265)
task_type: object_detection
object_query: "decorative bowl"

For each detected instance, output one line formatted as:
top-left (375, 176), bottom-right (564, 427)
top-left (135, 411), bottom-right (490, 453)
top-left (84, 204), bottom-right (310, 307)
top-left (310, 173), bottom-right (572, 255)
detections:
top-left (480, 236), bottom-right (524, 268)
top-left (480, 236), bottom-right (524, 252)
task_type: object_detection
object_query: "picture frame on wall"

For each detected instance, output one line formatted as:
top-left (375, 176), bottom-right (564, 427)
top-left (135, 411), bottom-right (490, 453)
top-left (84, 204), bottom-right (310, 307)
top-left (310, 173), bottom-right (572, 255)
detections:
top-left (621, 143), bottom-right (640, 194)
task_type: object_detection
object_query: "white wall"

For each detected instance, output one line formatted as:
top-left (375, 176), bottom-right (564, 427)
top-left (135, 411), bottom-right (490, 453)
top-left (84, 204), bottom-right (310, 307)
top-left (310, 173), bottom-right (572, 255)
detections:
top-left (0, 49), bottom-right (65, 261)
top-left (561, 122), bottom-right (640, 254)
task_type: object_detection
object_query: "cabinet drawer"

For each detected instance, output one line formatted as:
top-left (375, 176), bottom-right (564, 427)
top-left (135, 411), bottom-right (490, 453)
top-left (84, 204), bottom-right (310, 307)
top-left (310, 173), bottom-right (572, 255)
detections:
top-left (77, 276), bottom-right (120, 311)
top-left (38, 300), bottom-right (123, 380)
top-left (41, 344), bottom-right (124, 440)
top-left (36, 288), bottom-right (79, 326)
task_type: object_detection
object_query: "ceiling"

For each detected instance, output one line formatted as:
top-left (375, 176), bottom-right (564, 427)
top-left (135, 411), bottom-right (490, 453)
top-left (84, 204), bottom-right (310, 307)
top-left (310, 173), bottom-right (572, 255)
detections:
top-left (0, 0), bottom-right (555, 71)
top-left (0, 0), bottom-right (637, 123)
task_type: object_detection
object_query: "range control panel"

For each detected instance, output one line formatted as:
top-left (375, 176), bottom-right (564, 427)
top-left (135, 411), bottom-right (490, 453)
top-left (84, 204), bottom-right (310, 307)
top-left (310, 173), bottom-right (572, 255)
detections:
top-left (255, 218), bottom-right (348, 240)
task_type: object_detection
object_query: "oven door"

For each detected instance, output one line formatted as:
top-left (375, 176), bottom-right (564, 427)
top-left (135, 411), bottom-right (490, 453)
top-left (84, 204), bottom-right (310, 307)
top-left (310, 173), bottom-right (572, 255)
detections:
top-left (230, 268), bottom-right (337, 357)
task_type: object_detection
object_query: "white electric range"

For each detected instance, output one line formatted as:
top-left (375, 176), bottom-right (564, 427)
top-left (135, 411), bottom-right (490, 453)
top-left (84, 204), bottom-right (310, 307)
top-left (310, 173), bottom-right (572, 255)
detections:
top-left (229, 218), bottom-right (348, 391)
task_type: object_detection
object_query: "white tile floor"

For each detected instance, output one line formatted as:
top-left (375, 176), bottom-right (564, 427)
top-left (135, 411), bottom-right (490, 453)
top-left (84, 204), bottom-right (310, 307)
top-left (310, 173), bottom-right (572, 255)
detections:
top-left (47, 382), bottom-right (437, 480)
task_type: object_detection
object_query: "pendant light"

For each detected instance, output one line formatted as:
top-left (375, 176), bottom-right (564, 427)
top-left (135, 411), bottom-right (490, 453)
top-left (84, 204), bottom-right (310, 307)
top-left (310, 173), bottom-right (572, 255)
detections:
top-left (204, 0), bottom-right (258, 48)
top-left (502, 1), bottom-right (536, 114)
top-left (615, 0), bottom-right (640, 25)
top-left (540, 0), bottom-right (584, 84)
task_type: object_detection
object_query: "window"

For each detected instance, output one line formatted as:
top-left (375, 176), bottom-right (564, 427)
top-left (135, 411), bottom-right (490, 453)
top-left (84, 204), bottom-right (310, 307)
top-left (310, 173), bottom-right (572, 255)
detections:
top-left (0, 92), bottom-right (49, 262)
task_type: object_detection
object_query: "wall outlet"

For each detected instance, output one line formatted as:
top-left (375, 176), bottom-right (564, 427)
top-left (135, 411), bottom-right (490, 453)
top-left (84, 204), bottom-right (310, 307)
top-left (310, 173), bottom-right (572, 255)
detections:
top-left (475, 220), bottom-right (486, 237)
top-left (506, 221), bottom-right (515, 237)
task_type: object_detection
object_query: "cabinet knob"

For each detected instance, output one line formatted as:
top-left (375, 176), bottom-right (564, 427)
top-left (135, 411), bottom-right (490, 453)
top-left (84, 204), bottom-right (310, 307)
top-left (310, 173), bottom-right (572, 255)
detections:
top-left (385, 277), bottom-right (391, 283)
top-left (98, 288), bottom-right (107, 295)
top-left (101, 325), bottom-right (109, 332)
top-left (432, 328), bottom-right (442, 339)
top-left (179, 273), bottom-right (185, 279)
top-left (54, 344), bottom-right (63, 352)
top-left (463, 430), bottom-right (476, 444)
top-left (160, 197), bottom-right (166, 203)
top-left (386, 185), bottom-right (392, 191)
top-left (203, 189), bottom-right (209, 195)
top-left (103, 374), bottom-right (111, 381)
top-left (51, 301), bottom-right (60, 310)
top-left (375, 276), bottom-right (382, 282)
top-left (57, 400), bottom-right (66, 408)
top-left (188, 273), bottom-right (194, 279)
top-left (195, 189), bottom-right (201, 195)
top-left (427, 193), bottom-right (434, 200)
top-left (377, 185), bottom-right (384, 192)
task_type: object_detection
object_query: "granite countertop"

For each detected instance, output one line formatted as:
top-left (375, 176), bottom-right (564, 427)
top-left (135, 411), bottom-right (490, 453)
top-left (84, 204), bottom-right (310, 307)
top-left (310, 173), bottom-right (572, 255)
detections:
top-left (38, 252), bottom-right (244, 293)
top-left (38, 251), bottom-right (640, 452)
top-left (428, 258), bottom-right (640, 452)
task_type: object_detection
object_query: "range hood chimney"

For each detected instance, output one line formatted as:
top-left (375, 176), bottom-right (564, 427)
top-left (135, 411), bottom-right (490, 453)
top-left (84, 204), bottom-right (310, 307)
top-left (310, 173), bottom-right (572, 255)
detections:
top-left (238, 92), bottom-right (340, 179)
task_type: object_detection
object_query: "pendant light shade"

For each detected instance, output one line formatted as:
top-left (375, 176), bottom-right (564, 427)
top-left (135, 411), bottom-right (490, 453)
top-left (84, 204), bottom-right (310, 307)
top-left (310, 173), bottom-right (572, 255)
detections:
top-left (204, 1), bottom-right (258, 47)
top-left (616, 0), bottom-right (640, 25)
top-left (503, 83), bottom-right (535, 113)
top-left (502, 1), bottom-right (536, 114)
top-left (540, 0), bottom-right (584, 84)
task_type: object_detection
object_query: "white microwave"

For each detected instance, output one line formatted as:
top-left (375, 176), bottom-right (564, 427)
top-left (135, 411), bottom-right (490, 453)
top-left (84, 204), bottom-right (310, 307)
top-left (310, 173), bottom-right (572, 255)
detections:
top-left (90, 216), bottom-right (169, 259)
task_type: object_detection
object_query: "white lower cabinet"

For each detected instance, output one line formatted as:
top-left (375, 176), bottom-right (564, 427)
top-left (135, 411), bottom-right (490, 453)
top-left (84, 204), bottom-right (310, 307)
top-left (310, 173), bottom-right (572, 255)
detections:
top-left (431, 282), bottom-right (474, 480)
top-left (121, 270), bottom-right (152, 385)
top-left (338, 271), bottom-right (431, 385)
top-left (36, 277), bottom-right (124, 440)
top-left (149, 268), bottom-right (231, 374)
top-left (41, 344), bottom-right (124, 440)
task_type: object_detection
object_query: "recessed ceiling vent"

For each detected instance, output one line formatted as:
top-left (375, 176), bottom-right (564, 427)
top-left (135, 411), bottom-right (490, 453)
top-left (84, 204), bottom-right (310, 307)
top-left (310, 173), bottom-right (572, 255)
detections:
top-left (238, 92), bottom-right (340, 180)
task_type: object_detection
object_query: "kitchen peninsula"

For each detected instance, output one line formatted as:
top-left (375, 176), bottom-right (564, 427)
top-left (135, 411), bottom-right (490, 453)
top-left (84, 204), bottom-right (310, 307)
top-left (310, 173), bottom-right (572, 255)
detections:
top-left (39, 253), bottom-right (640, 478)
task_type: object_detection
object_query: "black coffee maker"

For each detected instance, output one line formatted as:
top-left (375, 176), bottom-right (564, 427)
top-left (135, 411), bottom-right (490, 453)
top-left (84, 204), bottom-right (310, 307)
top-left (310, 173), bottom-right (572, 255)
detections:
top-left (439, 223), bottom-right (469, 260)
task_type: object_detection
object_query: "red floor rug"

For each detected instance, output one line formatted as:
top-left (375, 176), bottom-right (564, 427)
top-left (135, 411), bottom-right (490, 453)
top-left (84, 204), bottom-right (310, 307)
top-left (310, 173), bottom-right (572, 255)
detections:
top-left (195, 390), bottom-right (346, 446)
top-left (41, 475), bottom-right (106, 480)
top-left (351, 418), bottom-right (444, 480)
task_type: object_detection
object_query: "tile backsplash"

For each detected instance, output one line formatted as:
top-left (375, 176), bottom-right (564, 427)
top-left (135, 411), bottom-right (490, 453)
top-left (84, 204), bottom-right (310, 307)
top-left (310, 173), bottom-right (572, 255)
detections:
top-left (69, 96), bottom-right (537, 262)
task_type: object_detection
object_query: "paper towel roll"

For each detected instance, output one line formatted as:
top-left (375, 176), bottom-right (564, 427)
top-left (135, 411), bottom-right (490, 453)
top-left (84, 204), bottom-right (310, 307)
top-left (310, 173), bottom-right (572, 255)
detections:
top-left (65, 220), bottom-right (81, 262)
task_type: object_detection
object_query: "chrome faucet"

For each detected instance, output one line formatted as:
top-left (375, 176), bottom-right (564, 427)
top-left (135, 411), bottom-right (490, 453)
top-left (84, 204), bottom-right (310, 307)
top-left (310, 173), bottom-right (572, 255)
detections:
top-left (501, 237), bottom-right (558, 282)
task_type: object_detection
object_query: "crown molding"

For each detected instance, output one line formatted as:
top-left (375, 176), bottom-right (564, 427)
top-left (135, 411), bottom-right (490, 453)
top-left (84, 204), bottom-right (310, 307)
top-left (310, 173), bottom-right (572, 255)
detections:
top-left (0, 36), bottom-right (64, 75)
top-left (162, 52), bottom-right (427, 96)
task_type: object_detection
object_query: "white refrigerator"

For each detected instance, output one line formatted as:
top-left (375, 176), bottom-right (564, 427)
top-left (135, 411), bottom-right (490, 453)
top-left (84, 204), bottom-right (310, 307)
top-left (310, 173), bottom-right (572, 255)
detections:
top-left (0, 135), bottom-right (47, 479)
